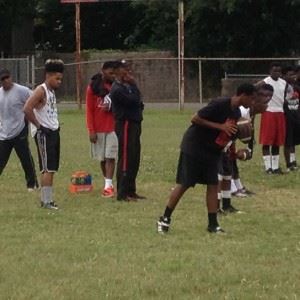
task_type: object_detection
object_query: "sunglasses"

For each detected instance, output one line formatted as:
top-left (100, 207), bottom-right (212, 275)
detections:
top-left (0, 75), bottom-right (10, 81)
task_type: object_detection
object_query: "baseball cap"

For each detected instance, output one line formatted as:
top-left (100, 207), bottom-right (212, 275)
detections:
top-left (0, 69), bottom-right (10, 80)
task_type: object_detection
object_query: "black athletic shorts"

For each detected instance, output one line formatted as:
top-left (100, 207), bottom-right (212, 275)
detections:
top-left (218, 152), bottom-right (233, 177)
top-left (35, 129), bottom-right (60, 172)
top-left (285, 116), bottom-right (300, 147)
top-left (176, 151), bottom-right (220, 187)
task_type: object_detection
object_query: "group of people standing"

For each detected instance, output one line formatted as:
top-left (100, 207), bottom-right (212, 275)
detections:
top-left (86, 60), bottom-right (145, 201)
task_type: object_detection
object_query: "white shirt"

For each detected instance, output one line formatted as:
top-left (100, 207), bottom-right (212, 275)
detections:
top-left (264, 76), bottom-right (286, 112)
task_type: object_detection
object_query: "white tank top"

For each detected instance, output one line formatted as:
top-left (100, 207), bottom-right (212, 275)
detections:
top-left (31, 83), bottom-right (59, 136)
top-left (264, 76), bottom-right (286, 112)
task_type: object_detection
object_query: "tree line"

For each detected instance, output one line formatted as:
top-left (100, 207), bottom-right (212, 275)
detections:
top-left (0, 0), bottom-right (299, 57)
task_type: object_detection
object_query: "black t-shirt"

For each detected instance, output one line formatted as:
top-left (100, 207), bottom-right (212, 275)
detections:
top-left (180, 97), bottom-right (241, 160)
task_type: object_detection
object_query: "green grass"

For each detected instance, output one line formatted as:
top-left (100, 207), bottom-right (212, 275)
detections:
top-left (1, 109), bottom-right (300, 299)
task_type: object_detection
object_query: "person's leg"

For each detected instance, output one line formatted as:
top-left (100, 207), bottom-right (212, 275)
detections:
top-left (284, 145), bottom-right (292, 169)
top-left (271, 145), bottom-right (282, 173)
top-left (115, 120), bottom-right (130, 200)
top-left (13, 127), bottom-right (38, 189)
top-left (157, 184), bottom-right (189, 233)
top-left (262, 145), bottom-right (272, 173)
top-left (0, 140), bottom-right (13, 175)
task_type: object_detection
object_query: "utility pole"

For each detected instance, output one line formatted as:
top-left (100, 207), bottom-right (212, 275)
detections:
top-left (178, 0), bottom-right (185, 111)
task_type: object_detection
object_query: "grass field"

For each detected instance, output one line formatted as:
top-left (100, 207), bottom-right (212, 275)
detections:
top-left (0, 109), bottom-right (300, 300)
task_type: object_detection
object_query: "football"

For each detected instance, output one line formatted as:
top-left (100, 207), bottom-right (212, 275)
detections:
top-left (236, 117), bottom-right (252, 143)
top-left (236, 148), bottom-right (252, 161)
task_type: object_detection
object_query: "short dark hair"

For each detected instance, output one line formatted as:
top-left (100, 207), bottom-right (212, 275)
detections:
top-left (236, 83), bottom-right (256, 96)
top-left (45, 59), bottom-right (64, 73)
top-left (270, 62), bottom-right (281, 70)
top-left (102, 61), bottom-right (116, 70)
top-left (113, 60), bottom-right (127, 69)
top-left (282, 65), bottom-right (295, 75)
top-left (256, 83), bottom-right (274, 92)
top-left (0, 68), bottom-right (10, 79)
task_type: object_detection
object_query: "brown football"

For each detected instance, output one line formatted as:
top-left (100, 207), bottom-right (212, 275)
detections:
top-left (236, 117), bottom-right (252, 144)
top-left (236, 148), bottom-right (252, 161)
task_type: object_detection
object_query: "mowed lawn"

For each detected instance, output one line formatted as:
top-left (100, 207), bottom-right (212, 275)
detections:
top-left (0, 108), bottom-right (300, 300)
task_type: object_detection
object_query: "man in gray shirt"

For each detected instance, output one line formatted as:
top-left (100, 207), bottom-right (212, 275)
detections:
top-left (0, 69), bottom-right (38, 190)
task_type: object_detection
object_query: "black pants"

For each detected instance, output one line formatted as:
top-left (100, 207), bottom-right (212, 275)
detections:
top-left (115, 120), bottom-right (141, 200)
top-left (0, 125), bottom-right (38, 188)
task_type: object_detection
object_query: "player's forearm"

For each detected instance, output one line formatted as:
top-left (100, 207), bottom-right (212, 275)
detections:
top-left (23, 107), bottom-right (40, 128)
top-left (191, 114), bottom-right (222, 130)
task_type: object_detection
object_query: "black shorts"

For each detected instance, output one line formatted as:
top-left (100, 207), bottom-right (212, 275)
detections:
top-left (176, 151), bottom-right (220, 187)
top-left (35, 129), bottom-right (60, 173)
top-left (285, 116), bottom-right (300, 147)
top-left (218, 152), bottom-right (233, 177)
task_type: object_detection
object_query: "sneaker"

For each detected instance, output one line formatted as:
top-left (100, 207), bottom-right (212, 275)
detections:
top-left (41, 202), bottom-right (59, 210)
top-left (223, 205), bottom-right (241, 214)
top-left (207, 225), bottom-right (225, 234)
top-left (240, 187), bottom-right (255, 196)
top-left (272, 168), bottom-right (285, 175)
top-left (233, 189), bottom-right (248, 198)
top-left (266, 168), bottom-right (273, 175)
top-left (102, 187), bottom-right (115, 198)
top-left (157, 216), bottom-right (171, 234)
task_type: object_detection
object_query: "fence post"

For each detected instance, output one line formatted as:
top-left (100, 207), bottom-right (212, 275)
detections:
top-left (26, 56), bottom-right (30, 87)
top-left (31, 55), bottom-right (35, 89)
top-left (198, 59), bottom-right (203, 105)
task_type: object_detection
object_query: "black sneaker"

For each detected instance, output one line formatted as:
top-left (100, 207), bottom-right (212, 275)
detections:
top-left (157, 216), bottom-right (171, 234)
top-left (266, 168), bottom-right (273, 175)
top-left (272, 168), bottom-right (285, 175)
top-left (207, 225), bottom-right (225, 234)
top-left (41, 202), bottom-right (59, 210)
top-left (223, 205), bottom-right (241, 214)
top-left (240, 187), bottom-right (256, 196)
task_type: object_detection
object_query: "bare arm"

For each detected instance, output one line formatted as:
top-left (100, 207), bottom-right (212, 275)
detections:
top-left (23, 86), bottom-right (45, 128)
top-left (191, 113), bottom-right (237, 136)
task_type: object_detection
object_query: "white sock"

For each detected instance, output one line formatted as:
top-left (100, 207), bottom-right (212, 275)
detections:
top-left (221, 190), bottom-right (231, 199)
top-left (263, 155), bottom-right (271, 171)
top-left (231, 179), bottom-right (237, 193)
top-left (41, 186), bottom-right (52, 204)
top-left (217, 192), bottom-right (222, 200)
top-left (290, 153), bottom-right (296, 163)
top-left (271, 155), bottom-right (279, 170)
top-left (234, 179), bottom-right (243, 190)
top-left (104, 178), bottom-right (113, 189)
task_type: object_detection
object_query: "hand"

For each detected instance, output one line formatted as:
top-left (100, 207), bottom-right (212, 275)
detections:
top-left (220, 120), bottom-right (237, 136)
top-left (37, 125), bottom-right (51, 135)
top-left (89, 133), bottom-right (97, 143)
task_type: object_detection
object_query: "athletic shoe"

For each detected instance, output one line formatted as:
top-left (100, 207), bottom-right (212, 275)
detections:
top-left (102, 187), bottom-right (115, 198)
top-left (272, 168), bottom-right (285, 175)
top-left (157, 216), bottom-right (171, 234)
top-left (207, 225), bottom-right (225, 234)
top-left (223, 205), bottom-right (241, 214)
top-left (266, 168), bottom-right (273, 175)
top-left (41, 202), bottom-right (59, 210)
top-left (240, 187), bottom-right (255, 196)
top-left (232, 189), bottom-right (248, 198)
top-left (128, 193), bottom-right (146, 200)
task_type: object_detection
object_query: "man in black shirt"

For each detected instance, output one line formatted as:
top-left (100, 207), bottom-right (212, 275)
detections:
top-left (110, 61), bottom-right (145, 201)
top-left (157, 83), bottom-right (258, 234)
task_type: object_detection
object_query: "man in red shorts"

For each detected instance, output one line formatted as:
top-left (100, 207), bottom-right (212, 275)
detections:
top-left (258, 62), bottom-right (286, 174)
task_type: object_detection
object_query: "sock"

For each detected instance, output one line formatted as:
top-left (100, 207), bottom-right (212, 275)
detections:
top-left (208, 213), bottom-right (219, 227)
top-left (271, 155), bottom-right (279, 170)
top-left (163, 206), bottom-right (173, 219)
top-left (217, 192), bottom-right (221, 209)
top-left (234, 179), bottom-right (243, 190)
top-left (263, 155), bottom-right (271, 171)
top-left (290, 153), bottom-right (296, 163)
top-left (41, 186), bottom-right (53, 204)
top-left (222, 198), bottom-right (231, 209)
top-left (104, 178), bottom-right (113, 189)
top-left (231, 179), bottom-right (238, 193)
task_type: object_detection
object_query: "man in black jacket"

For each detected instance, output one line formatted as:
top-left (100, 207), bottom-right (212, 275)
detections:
top-left (110, 61), bottom-right (145, 201)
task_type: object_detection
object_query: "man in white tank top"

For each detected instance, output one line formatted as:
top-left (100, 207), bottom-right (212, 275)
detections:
top-left (257, 62), bottom-right (286, 175)
top-left (24, 59), bottom-right (64, 210)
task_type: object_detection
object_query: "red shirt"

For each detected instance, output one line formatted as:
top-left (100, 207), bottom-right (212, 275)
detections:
top-left (86, 83), bottom-right (115, 134)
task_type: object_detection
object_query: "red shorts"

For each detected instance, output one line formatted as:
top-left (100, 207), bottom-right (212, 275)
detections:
top-left (259, 111), bottom-right (286, 146)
